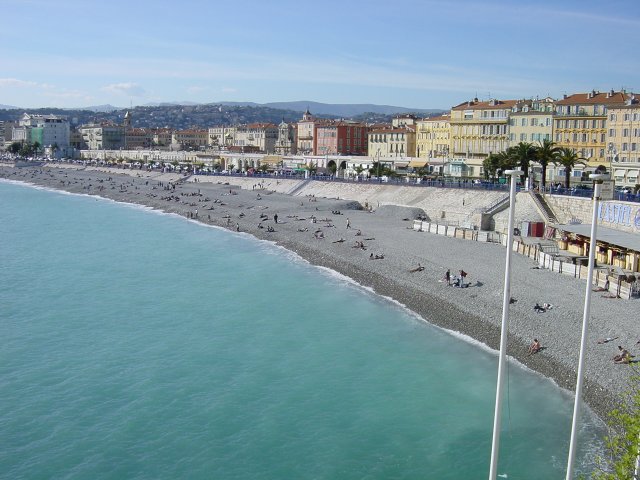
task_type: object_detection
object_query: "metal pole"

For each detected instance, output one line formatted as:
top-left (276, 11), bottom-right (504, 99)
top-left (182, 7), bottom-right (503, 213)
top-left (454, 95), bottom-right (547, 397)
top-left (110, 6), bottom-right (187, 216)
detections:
top-left (565, 173), bottom-right (605, 480)
top-left (489, 169), bottom-right (523, 480)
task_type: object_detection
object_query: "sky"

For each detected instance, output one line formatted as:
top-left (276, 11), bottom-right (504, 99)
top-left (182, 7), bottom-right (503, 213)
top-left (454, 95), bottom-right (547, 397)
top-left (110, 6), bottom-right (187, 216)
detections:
top-left (1, 0), bottom-right (639, 110)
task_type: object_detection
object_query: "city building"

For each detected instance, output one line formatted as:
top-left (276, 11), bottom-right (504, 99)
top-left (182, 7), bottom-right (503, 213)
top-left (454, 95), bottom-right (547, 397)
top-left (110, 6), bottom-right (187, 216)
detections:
top-left (315, 120), bottom-right (367, 156)
top-left (208, 126), bottom-right (237, 149)
top-left (80, 123), bottom-right (125, 150)
top-left (367, 125), bottom-right (416, 160)
top-left (13, 113), bottom-right (70, 155)
top-left (554, 90), bottom-right (633, 174)
top-left (508, 98), bottom-right (556, 182)
top-left (605, 97), bottom-right (640, 187)
top-left (171, 129), bottom-right (209, 150)
top-left (449, 98), bottom-right (518, 178)
top-left (125, 128), bottom-right (153, 150)
top-left (274, 120), bottom-right (296, 155)
top-left (151, 128), bottom-right (173, 147)
top-left (234, 123), bottom-right (278, 153)
top-left (415, 114), bottom-right (451, 173)
top-left (297, 109), bottom-right (316, 154)
top-left (392, 114), bottom-right (417, 128)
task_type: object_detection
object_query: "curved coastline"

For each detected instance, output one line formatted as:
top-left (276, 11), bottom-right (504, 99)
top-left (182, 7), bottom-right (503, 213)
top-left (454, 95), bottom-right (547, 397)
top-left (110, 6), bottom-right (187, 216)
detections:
top-left (2, 163), bottom-right (637, 422)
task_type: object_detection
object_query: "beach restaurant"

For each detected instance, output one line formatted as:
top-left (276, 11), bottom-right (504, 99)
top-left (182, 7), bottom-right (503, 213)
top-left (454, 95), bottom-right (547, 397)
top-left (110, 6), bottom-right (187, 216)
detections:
top-left (553, 201), bottom-right (640, 273)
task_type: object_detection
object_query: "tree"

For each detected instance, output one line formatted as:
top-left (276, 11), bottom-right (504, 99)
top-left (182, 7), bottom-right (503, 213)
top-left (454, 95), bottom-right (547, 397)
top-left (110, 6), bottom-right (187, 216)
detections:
top-left (483, 151), bottom-right (515, 179)
top-left (535, 139), bottom-right (560, 191)
top-left (32, 141), bottom-right (41, 157)
top-left (557, 147), bottom-right (586, 189)
top-left (8, 142), bottom-right (21, 154)
top-left (508, 142), bottom-right (537, 183)
top-left (591, 371), bottom-right (640, 479)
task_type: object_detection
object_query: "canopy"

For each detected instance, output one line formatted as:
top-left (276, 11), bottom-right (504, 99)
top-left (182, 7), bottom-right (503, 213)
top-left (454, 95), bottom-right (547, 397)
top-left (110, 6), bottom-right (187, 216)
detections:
top-left (615, 169), bottom-right (626, 177)
top-left (408, 160), bottom-right (428, 168)
top-left (627, 170), bottom-right (639, 178)
top-left (556, 223), bottom-right (640, 253)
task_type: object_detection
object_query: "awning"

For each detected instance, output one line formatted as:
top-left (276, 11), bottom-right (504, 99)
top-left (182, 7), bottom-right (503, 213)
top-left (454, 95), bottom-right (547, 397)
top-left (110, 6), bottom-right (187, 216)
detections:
top-left (556, 223), bottom-right (640, 253)
top-left (393, 161), bottom-right (409, 168)
top-left (628, 170), bottom-right (639, 178)
top-left (615, 169), bottom-right (626, 177)
top-left (408, 160), bottom-right (428, 168)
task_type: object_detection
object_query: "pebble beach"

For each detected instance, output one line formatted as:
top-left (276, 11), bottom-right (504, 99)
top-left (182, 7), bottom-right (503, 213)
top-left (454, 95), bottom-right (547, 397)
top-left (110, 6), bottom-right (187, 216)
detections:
top-left (2, 163), bottom-right (638, 421)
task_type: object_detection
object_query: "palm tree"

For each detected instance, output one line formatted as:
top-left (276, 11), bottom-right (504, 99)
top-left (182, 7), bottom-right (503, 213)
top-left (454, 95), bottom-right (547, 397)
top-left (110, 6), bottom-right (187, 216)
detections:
top-left (508, 142), bottom-right (537, 184)
top-left (556, 147), bottom-right (586, 189)
top-left (535, 139), bottom-right (560, 191)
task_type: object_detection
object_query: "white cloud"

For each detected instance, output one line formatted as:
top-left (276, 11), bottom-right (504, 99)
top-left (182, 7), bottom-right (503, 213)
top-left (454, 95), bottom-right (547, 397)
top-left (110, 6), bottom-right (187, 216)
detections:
top-left (0, 78), bottom-right (43, 88)
top-left (221, 87), bottom-right (237, 93)
top-left (102, 82), bottom-right (146, 97)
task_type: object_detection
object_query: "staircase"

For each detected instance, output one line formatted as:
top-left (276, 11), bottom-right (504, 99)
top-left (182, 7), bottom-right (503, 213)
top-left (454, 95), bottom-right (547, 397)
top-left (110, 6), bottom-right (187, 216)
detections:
top-left (529, 191), bottom-right (558, 224)
top-left (286, 179), bottom-right (312, 196)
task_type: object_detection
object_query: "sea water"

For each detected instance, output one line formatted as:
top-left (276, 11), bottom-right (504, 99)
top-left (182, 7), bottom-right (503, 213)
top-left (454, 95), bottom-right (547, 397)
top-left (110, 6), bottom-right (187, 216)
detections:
top-left (0, 181), bottom-right (604, 479)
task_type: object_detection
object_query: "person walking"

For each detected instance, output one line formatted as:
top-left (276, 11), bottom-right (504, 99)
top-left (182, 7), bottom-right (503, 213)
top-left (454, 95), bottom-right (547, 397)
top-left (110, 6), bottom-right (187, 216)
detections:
top-left (274, 213), bottom-right (278, 224)
top-left (346, 218), bottom-right (351, 229)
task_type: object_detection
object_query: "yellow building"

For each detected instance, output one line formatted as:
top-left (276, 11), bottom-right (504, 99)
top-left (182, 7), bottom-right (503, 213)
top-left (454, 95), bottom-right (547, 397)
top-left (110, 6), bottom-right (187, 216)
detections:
top-left (172, 129), bottom-right (209, 149)
top-left (554, 90), bottom-right (632, 173)
top-left (449, 98), bottom-right (518, 178)
top-left (415, 114), bottom-right (450, 173)
top-left (208, 126), bottom-right (237, 148)
top-left (606, 99), bottom-right (640, 187)
top-left (367, 126), bottom-right (416, 161)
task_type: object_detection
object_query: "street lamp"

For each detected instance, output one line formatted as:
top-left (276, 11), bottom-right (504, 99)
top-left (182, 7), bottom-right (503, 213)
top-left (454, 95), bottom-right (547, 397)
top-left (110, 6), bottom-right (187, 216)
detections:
top-left (488, 169), bottom-right (523, 480)
top-left (607, 143), bottom-right (618, 182)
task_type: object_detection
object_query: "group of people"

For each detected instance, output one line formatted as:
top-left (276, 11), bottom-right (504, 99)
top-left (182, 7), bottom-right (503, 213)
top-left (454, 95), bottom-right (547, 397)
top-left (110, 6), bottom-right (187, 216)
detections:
top-left (533, 302), bottom-right (554, 313)
top-left (442, 269), bottom-right (468, 287)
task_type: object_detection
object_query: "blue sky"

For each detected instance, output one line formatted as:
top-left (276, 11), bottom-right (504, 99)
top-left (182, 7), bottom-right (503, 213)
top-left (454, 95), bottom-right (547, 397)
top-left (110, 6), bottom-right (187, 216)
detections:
top-left (1, 0), bottom-right (639, 110)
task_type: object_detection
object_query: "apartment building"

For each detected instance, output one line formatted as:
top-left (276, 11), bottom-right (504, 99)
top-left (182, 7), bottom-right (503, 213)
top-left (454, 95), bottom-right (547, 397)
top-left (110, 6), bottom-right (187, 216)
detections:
top-left (297, 109), bottom-right (316, 154)
top-left (554, 90), bottom-right (632, 172)
top-left (449, 98), bottom-right (518, 177)
top-left (367, 125), bottom-right (416, 159)
top-left (315, 121), bottom-right (368, 156)
top-left (80, 123), bottom-right (125, 150)
top-left (606, 97), bottom-right (640, 187)
top-left (208, 126), bottom-right (237, 149)
top-left (415, 114), bottom-right (450, 161)
top-left (234, 123), bottom-right (277, 153)
top-left (171, 129), bottom-right (209, 149)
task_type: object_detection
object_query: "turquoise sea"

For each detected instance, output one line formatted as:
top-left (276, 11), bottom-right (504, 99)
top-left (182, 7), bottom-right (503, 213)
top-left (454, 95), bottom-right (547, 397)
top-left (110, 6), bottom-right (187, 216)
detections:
top-left (0, 180), bottom-right (604, 479)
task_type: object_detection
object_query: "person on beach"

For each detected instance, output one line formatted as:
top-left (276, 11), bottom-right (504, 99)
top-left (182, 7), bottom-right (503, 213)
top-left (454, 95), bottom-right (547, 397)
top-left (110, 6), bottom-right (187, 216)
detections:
top-left (236, 223), bottom-right (240, 232)
top-left (534, 303), bottom-right (546, 313)
top-left (528, 339), bottom-right (542, 355)
top-left (444, 269), bottom-right (451, 286)
top-left (409, 263), bottom-right (425, 273)
top-left (346, 218), bottom-right (351, 229)
top-left (273, 213), bottom-right (278, 224)
top-left (597, 336), bottom-right (619, 344)
top-left (613, 346), bottom-right (634, 364)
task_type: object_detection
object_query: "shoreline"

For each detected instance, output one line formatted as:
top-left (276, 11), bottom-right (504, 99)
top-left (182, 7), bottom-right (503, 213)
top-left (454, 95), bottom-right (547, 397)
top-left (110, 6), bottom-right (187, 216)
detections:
top-left (2, 163), bottom-right (637, 422)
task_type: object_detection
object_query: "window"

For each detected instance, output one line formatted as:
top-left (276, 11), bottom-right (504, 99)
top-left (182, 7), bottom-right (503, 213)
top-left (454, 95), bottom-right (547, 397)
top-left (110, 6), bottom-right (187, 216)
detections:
top-left (622, 143), bottom-right (628, 151)
top-left (624, 114), bottom-right (630, 121)
top-left (623, 128), bottom-right (630, 137)
top-left (610, 113), bottom-right (617, 121)
top-left (609, 129), bottom-right (616, 137)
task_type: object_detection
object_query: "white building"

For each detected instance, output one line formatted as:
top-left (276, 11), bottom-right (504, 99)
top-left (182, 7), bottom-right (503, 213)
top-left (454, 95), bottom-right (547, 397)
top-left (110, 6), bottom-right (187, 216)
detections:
top-left (14, 113), bottom-right (70, 155)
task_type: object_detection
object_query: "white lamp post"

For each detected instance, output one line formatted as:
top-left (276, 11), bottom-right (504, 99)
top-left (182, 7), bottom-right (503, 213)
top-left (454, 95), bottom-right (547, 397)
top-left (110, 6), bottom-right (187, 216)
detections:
top-left (565, 173), bottom-right (606, 480)
top-left (488, 169), bottom-right (523, 480)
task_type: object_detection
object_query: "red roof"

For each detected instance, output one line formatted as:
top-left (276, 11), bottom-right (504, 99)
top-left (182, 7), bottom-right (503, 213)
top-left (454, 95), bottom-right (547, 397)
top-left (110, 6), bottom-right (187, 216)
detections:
top-left (452, 99), bottom-right (518, 110)
top-left (555, 90), bottom-right (634, 106)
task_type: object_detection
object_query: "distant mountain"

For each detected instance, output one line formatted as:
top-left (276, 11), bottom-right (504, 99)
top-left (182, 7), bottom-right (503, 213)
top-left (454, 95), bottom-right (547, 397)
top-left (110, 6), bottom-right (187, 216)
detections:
top-left (214, 100), bottom-right (443, 117)
top-left (144, 101), bottom-right (201, 107)
top-left (73, 104), bottom-right (121, 113)
top-left (0, 104), bottom-right (19, 110)
top-left (264, 101), bottom-right (443, 117)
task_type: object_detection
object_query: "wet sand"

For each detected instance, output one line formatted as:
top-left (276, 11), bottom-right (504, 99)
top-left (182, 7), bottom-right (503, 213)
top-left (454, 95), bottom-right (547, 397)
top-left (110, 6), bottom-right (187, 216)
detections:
top-left (2, 163), bottom-right (638, 421)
